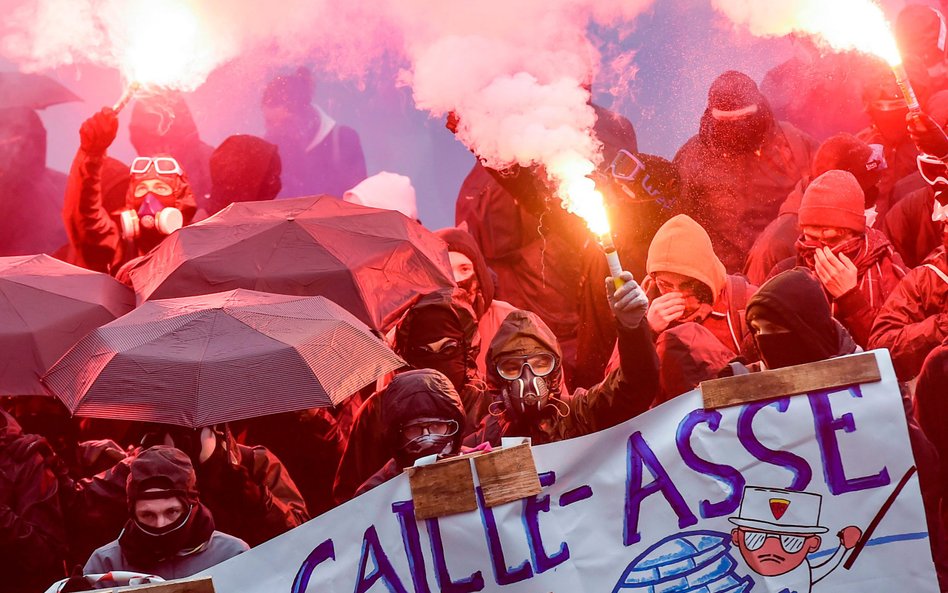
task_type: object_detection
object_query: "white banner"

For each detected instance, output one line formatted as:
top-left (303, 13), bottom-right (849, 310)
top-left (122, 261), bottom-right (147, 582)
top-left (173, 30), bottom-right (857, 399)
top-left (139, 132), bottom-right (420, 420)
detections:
top-left (202, 350), bottom-right (938, 593)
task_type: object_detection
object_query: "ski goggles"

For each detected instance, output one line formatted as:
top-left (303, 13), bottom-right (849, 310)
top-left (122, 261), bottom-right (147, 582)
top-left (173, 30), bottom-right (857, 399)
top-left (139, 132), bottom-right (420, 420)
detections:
top-left (496, 353), bottom-right (556, 380)
top-left (917, 153), bottom-right (948, 187)
top-left (401, 419), bottom-right (459, 441)
top-left (740, 530), bottom-right (807, 554)
top-left (130, 156), bottom-right (184, 176)
top-left (610, 149), bottom-right (647, 182)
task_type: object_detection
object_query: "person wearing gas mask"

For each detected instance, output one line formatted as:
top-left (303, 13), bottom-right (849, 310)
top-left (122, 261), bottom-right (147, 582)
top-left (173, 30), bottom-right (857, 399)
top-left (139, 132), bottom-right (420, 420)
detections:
top-left (768, 170), bottom-right (906, 348)
top-left (332, 289), bottom-right (485, 504)
top-left (63, 107), bottom-right (196, 275)
top-left (66, 423), bottom-right (308, 563)
top-left (675, 70), bottom-right (816, 273)
top-left (745, 134), bottom-right (886, 286)
top-left (355, 370), bottom-right (468, 496)
top-left (467, 271), bottom-right (657, 447)
top-left (83, 446), bottom-right (247, 583)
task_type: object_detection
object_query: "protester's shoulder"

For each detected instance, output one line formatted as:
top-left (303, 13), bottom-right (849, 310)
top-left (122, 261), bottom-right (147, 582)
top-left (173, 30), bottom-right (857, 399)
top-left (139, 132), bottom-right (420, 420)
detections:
top-left (673, 134), bottom-right (704, 165)
top-left (208, 531), bottom-right (250, 555)
top-left (84, 538), bottom-right (122, 572)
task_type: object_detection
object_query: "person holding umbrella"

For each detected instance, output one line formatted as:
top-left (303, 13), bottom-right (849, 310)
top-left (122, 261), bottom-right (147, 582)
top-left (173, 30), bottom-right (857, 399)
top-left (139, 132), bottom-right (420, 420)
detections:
top-left (83, 446), bottom-right (247, 583)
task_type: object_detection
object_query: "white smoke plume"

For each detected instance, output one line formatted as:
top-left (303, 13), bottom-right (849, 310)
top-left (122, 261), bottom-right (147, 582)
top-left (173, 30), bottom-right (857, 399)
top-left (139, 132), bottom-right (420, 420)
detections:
top-left (1, 0), bottom-right (653, 225)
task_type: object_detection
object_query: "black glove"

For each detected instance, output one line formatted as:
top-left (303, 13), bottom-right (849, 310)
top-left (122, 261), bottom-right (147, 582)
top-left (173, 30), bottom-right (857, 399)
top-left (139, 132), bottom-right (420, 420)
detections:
top-left (907, 111), bottom-right (948, 159)
top-left (79, 107), bottom-right (119, 155)
top-left (221, 463), bottom-right (267, 511)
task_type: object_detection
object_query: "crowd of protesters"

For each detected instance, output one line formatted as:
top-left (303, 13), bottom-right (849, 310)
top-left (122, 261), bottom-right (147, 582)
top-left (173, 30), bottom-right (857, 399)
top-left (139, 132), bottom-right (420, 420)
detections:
top-left (5, 5), bottom-right (948, 592)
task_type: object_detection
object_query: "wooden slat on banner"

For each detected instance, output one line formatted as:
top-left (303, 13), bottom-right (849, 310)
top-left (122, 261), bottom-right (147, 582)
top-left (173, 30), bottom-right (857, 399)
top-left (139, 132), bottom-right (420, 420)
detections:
top-left (701, 352), bottom-right (881, 410)
top-left (407, 456), bottom-right (477, 519)
top-left (474, 443), bottom-right (542, 508)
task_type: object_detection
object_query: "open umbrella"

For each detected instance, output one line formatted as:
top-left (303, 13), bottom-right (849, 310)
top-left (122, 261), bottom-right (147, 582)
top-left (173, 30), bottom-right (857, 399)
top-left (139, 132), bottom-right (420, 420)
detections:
top-left (123, 196), bottom-right (454, 330)
top-left (43, 289), bottom-right (405, 428)
top-left (0, 72), bottom-right (81, 110)
top-left (0, 254), bottom-right (134, 396)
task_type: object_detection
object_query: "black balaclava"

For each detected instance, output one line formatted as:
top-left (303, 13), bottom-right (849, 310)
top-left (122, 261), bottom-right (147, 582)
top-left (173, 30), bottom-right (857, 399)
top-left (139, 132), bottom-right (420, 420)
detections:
top-left (394, 290), bottom-right (479, 392)
top-left (745, 269), bottom-right (840, 369)
top-left (120, 446), bottom-right (215, 567)
top-left (380, 370), bottom-right (466, 469)
top-left (699, 71), bottom-right (774, 156)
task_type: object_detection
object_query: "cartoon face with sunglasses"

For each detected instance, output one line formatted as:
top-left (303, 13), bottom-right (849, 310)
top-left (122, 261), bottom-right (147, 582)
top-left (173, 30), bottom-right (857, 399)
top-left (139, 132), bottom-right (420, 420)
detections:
top-left (729, 486), bottom-right (861, 591)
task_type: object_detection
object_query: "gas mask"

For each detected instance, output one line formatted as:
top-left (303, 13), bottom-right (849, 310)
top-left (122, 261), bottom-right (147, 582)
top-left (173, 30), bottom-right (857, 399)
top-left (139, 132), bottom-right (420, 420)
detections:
top-left (120, 157), bottom-right (190, 245)
top-left (496, 352), bottom-right (556, 417)
top-left (396, 418), bottom-right (459, 467)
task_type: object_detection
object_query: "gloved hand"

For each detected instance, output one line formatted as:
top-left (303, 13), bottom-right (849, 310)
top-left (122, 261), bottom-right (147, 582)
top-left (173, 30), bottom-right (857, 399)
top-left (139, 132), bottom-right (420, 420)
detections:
top-left (79, 107), bottom-right (119, 155)
top-left (907, 111), bottom-right (948, 159)
top-left (445, 111), bottom-right (460, 135)
top-left (606, 272), bottom-right (649, 329)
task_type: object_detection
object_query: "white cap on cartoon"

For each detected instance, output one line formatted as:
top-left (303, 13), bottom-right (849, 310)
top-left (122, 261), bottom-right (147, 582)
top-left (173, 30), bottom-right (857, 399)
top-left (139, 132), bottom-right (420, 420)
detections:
top-left (728, 486), bottom-right (829, 535)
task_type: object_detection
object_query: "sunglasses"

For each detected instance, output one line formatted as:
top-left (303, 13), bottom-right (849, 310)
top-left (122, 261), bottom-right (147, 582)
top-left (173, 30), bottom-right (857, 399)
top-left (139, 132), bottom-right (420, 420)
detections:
top-left (496, 353), bottom-right (556, 380)
top-left (131, 156), bottom-right (184, 176)
top-left (741, 530), bottom-right (807, 554)
top-left (918, 154), bottom-right (948, 187)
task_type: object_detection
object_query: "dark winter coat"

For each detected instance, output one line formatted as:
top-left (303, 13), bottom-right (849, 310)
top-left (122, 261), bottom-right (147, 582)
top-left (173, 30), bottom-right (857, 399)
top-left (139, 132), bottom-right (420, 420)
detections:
top-left (869, 247), bottom-right (948, 380)
top-left (743, 179), bottom-right (805, 286)
top-left (67, 439), bottom-right (308, 560)
top-left (466, 310), bottom-right (658, 446)
top-left (674, 120), bottom-right (815, 272)
top-left (0, 409), bottom-right (67, 593)
top-left (881, 185), bottom-right (943, 269)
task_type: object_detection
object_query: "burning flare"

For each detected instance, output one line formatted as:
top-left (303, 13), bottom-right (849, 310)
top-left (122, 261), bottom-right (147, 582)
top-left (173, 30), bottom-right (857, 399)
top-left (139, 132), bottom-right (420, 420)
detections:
top-left (120, 0), bottom-right (205, 89)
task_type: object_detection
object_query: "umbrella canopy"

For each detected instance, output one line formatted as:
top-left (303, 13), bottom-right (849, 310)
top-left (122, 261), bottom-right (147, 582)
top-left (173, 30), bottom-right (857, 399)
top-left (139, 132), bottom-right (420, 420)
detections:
top-left (0, 254), bottom-right (134, 396)
top-left (43, 289), bottom-right (406, 428)
top-left (0, 72), bottom-right (81, 110)
top-left (123, 196), bottom-right (455, 330)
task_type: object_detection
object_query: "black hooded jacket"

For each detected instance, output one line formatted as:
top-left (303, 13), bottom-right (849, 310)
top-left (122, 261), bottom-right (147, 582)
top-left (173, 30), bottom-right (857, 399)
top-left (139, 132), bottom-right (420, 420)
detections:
top-left (0, 409), bottom-right (67, 593)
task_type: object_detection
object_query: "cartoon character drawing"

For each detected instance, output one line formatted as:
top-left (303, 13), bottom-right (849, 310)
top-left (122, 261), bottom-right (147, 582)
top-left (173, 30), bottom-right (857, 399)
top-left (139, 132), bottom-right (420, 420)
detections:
top-left (728, 486), bottom-right (861, 593)
top-left (612, 530), bottom-right (754, 593)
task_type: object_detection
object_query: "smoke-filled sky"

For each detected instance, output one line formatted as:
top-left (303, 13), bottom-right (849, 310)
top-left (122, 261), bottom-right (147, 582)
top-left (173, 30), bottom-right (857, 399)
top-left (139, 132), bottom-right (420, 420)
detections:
top-left (0, 0), bottom-right (930, 228)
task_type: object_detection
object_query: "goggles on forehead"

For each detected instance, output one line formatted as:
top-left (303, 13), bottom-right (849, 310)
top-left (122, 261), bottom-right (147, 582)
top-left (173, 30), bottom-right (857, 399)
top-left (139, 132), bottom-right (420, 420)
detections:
top-left (131, 156), bottom-right (184, 176)
top-left (496, 352), bottom-right (556, 381)
top-left (917, 153), bottom-right (948, 187)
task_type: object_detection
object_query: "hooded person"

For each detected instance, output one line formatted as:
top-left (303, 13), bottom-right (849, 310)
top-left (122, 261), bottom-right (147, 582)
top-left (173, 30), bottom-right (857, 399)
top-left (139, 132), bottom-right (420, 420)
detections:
top-left (466, 270), bottom-right (658, 447)
top-left (857, 66), bottom-right (930, 211)
top-left (0, 408), bottom-right (68, 593)
top-left (129, 93), bottom-right (214, 206)
top-left (66, 422), bottom-right (308, 562)
top-left (63, 107), bottom-right (197, 274)
top-left (343, 172), bottom-right (419, 222)
top-left (746, 270), bottom-right (948, 588)
top-left (645, 214), bottom-right (756, 354)
top-left (454, 103), bottom-right (639, 389)
top-left (332, 290), bottom-right (484, 504)
top-left (769, 170), bottom-right (907, 347)
top-left (262, 68), bottom-right (366, 199)
top-left (205, 134), bottom-right (281, 216)
top-left (869, 225), bottom-right (948, 381)
top-left (355, 370), bottom-right (467, 495)
top-left (881, 92), bottom-right (948, 268)
top-left (745, 134), bottom-right (886, 285)
top-left (896, 5), bottom-right (948, 92)
top-left (83, 446), bottom-right (247, 582)
top-left (0, 107), bottom-right (68, 256)
top-left (435, 227), bottom-right (519, 376)
top-left (675, 70), bottom-right (816, 272)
